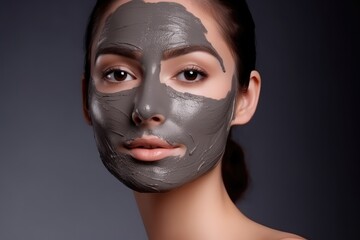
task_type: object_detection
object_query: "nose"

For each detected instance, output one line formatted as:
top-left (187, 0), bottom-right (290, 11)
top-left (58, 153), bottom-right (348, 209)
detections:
top-left (132, 60), bottom-right (167, 128)
top-left (132, 107), bottom-right (165, 127)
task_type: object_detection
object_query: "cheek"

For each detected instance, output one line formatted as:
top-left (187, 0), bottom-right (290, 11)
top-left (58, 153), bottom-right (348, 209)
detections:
top-left (199, 72), bottom-right (233, 100)
top-left (167, 83), bottom-right (236, 137)
top-left (89, 86), bottom-right (137, 134)
top-left (190, 100), bottom-right (234, 135)
top-left (90, 100), bottom-right (106, 126)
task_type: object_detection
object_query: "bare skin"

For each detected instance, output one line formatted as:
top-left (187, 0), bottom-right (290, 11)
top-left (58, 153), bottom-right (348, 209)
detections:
top-left (83, 0), bottom-right (306, 239)
top-left (135, 163), bottom-right (303, 240)
top-left (131, 70), bottom-right (302, 240)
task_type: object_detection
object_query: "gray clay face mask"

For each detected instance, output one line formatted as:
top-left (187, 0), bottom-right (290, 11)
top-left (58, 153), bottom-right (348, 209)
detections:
top-left (89, 0), bottom-right (238, 192)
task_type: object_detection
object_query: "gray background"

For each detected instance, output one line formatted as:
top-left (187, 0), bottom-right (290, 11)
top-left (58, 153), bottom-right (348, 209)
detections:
top-left (0, 0), bottom-right (359, 239)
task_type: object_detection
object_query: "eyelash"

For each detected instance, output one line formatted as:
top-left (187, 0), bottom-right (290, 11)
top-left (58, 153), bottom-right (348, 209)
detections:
top-left (100, 65), bottom-right (207, 83)
top-left (101, 67), bottom-right (136, 83)
top-left (175, 65), bottom-right (208, 83)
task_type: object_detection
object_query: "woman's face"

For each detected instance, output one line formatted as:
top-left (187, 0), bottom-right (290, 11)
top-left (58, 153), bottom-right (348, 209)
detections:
top-left (88, 0), bottom-right (239, 192)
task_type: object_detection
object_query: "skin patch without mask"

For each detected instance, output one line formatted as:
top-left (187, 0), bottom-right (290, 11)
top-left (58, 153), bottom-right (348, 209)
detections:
top-left (89, 0), bottom-right (238, 192)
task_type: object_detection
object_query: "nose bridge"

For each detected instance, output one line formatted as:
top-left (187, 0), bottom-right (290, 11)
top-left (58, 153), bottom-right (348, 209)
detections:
top-left (134, 61), bottom-right (168, 121)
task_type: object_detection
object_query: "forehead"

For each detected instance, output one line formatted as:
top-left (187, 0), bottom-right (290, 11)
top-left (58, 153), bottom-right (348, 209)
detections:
top-left (92, 0), bottom-right (236, 77)
top-left (97, 0), bottom-right (213, 53)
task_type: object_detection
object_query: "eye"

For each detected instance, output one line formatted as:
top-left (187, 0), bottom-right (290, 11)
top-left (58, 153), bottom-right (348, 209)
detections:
top-left (103, 68), bottom-right (136, 82)
top-left (175, 67), bottom-right (207, 82)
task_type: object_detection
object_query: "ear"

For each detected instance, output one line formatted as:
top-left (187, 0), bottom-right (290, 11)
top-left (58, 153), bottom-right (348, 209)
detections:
top-left (82, 74), bottom-right (92, 125)
top-left (230, 70), bottom-right (261, 126)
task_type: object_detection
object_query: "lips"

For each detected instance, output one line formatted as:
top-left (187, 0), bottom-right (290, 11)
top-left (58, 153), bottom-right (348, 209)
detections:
top-left (120, 136), bottom-right (185, 161)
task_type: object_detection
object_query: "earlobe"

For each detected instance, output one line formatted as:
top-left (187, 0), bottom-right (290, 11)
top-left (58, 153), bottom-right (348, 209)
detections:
top-left (82, 74), bottom-right (92, 125)
top-left (230, 70), bottom-right (261, 126)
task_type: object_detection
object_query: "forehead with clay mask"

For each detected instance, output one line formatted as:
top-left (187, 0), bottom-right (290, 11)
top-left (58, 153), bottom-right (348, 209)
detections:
top-left (89, 0), bottom-right (239, 192)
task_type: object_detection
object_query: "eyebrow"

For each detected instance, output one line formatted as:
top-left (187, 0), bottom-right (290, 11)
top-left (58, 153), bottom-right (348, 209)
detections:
top-left (95, 43), bottom-right (142, 61)
top-left (95, 44), bottom-right (226, 72)
top-left (162, 45), bottom-right (225, 72)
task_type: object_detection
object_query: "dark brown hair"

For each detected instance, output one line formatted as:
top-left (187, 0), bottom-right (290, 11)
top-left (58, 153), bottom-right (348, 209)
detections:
top-left (83, 0), bottom-right (256, 203)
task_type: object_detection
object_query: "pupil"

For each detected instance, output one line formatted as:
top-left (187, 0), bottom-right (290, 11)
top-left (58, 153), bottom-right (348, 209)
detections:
top-left (184, 70), bottom-right (197, 81)
top-left (114, 71), bottom-right (126, 81)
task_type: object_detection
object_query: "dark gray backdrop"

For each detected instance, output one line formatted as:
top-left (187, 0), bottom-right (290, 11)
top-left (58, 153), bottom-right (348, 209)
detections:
top-left (0, 0), bottom-right (359, 239)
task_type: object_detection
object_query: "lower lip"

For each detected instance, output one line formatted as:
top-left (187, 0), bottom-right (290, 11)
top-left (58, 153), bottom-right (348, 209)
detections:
top-left (128, 148), bottom-right (181, 161)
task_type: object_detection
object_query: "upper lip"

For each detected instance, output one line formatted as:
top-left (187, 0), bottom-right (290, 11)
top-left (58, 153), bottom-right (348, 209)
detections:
top-left (124, 136), bottom-right (176, 149)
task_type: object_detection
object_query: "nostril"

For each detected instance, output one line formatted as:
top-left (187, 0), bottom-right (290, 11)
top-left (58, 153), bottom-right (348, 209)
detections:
top-left (132, 112), bottom-right (143, 125)
top-left (151, 114), bottom-right (165, 124)
top-left (134, 116), bottom-right (142, 124)
top-left (132, 110), bottom-right (165, 127)
top-left (152, 116), bottom-right (161, 122)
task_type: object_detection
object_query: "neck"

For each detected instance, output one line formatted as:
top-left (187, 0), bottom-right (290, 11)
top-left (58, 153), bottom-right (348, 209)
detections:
top-left (133, 163), bottom-right (245, 240)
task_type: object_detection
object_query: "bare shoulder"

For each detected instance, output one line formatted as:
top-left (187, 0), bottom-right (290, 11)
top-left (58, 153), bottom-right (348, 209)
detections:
top-left (268, 228), bottom-right (306, 240)
top-left (280, 237), bottom-right (306, 240)
top-left (273, 230), bottom-right (306, 240)
top-left (279, 235), bottom-right (306, 240)
top-left (238, 212), bottom-right (306, 240)
top-left (246, 219), bottom-right (306, 240)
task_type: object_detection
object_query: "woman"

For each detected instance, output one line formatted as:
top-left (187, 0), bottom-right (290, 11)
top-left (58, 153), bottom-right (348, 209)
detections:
top-left (82, 0), bottom-right (304, 239)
